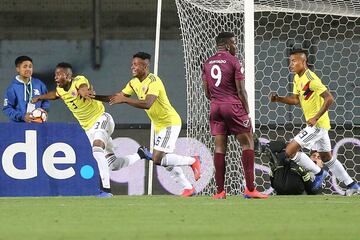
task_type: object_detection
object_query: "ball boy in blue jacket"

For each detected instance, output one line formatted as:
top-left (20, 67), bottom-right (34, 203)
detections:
top-left (3, 56), bottom-right (49, 122)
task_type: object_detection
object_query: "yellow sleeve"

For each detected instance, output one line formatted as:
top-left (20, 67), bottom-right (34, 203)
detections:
top-left (122, 81), bottom-right (134, 96)
top-left (74, 76), bottom-right (90, 88)
top-left (146, 78), bottom-right (161, 97)
top-left (55, 88), bottom-right (60, 97)
top-left (292, 78), bottom-right (300, 95)
top-left (310, 79), bottom-right (327, 95)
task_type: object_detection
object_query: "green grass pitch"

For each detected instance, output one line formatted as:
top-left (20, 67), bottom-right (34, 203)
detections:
top-left (0, 195), bottom-right (359, 240)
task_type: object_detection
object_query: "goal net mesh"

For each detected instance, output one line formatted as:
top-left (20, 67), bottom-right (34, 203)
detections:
top-left (175, 0), bottom-right (360, 195)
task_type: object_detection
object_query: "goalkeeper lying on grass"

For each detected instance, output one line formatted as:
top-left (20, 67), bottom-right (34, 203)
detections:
top-left (257, 140), bottom-right (324, 195)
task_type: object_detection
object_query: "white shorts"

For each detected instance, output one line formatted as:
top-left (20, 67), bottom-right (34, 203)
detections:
top-left (85, 112), bottom-right (115, 153)
top-left (294, 126), bottom-right (331, 152)
top-left (153, 125), bottom-right (181, 153)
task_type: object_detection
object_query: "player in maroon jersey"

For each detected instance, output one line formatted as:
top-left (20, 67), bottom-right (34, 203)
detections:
top-left (202, 32), bottom-right (268, 199)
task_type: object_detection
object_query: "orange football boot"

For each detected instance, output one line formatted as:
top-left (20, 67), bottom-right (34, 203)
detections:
top-left (212, 190), bottom-right (226, 199)
top-left (243, 188), bottom-right (268, 199)
top-left (191, 156), bottom-right (201, 181)
top-left (181, 187), bottom-right (196, 197)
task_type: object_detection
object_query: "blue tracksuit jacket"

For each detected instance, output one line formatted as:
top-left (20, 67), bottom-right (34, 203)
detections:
top-left (2, 76), bottom-right (50, 122)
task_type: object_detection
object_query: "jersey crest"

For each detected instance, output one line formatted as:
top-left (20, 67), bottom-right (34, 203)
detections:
top-left (242, 119), bottom-right (250, 128)
top-left (302, 81), bottom-right (314, 100)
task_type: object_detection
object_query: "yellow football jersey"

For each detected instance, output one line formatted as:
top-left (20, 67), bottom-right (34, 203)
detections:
top-left (293, 69), bottom-right (331, 130)
top-left (56, 75), bottom-right (104, 130)
top-left (122, 73), bottom-right (181, 133)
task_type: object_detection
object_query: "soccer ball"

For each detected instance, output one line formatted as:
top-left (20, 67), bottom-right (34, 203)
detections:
top-left (31, 108), bottom-right (48, 123)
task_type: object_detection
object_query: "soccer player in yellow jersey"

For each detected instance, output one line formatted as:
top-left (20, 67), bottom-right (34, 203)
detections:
top-left (94, 52), bottom-right (201, 197)
top-left (269, 49), bottom-right (359, 195)
top-left (32, 63), bottom-right (116, 198)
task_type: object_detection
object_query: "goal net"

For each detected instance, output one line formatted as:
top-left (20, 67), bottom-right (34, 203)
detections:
top-left (175, 0), bottom-right (360, 195)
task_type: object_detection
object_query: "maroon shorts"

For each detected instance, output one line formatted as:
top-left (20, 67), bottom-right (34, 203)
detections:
top-left (210, 102), bottom-right (252, 136)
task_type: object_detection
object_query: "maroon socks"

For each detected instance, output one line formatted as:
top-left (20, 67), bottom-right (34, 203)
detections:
top-left (241, 149), bottom-right (255, 191)
top-left (214, 152), bottom-right (225, 193)
top-left (214, 150), bottom-right (255, 193)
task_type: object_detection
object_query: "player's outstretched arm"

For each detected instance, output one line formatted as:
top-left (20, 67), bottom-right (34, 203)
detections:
top-left (109, 92), bottom-right (129, 105)
top-left (93, 95), bottom-right (111, 102)
top-left (269, 92), bottom-right (300, 105)
top-left (110, 92), bottom-right (156, 109)
top-left (32, 91), bottom-right (59, 103)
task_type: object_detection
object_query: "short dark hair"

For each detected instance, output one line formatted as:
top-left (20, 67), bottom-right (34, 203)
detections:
top-left (310, 150), bottom-right (318, 155)
top-left (290, 48), bottom-right (308, 57)
top-left (56, 62), bottom-right (73, 70)
top-left (215, 32), bottom-right (235, 46)
top-left (133, 52), bottom-right (151, 60)
top-left (290, 49), bottom-right (308, 64)
top-left (15, 56), bottom-right (32, 67)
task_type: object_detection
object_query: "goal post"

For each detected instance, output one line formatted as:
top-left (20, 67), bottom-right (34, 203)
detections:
top-left (175, 0), bottom-right (360, 195)
top-left (244, 0), bottom-right (255, 129)
top-left (148, 0), bottom-right (163, 195)
top-left (176, 0), bottom-right (248, 195)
